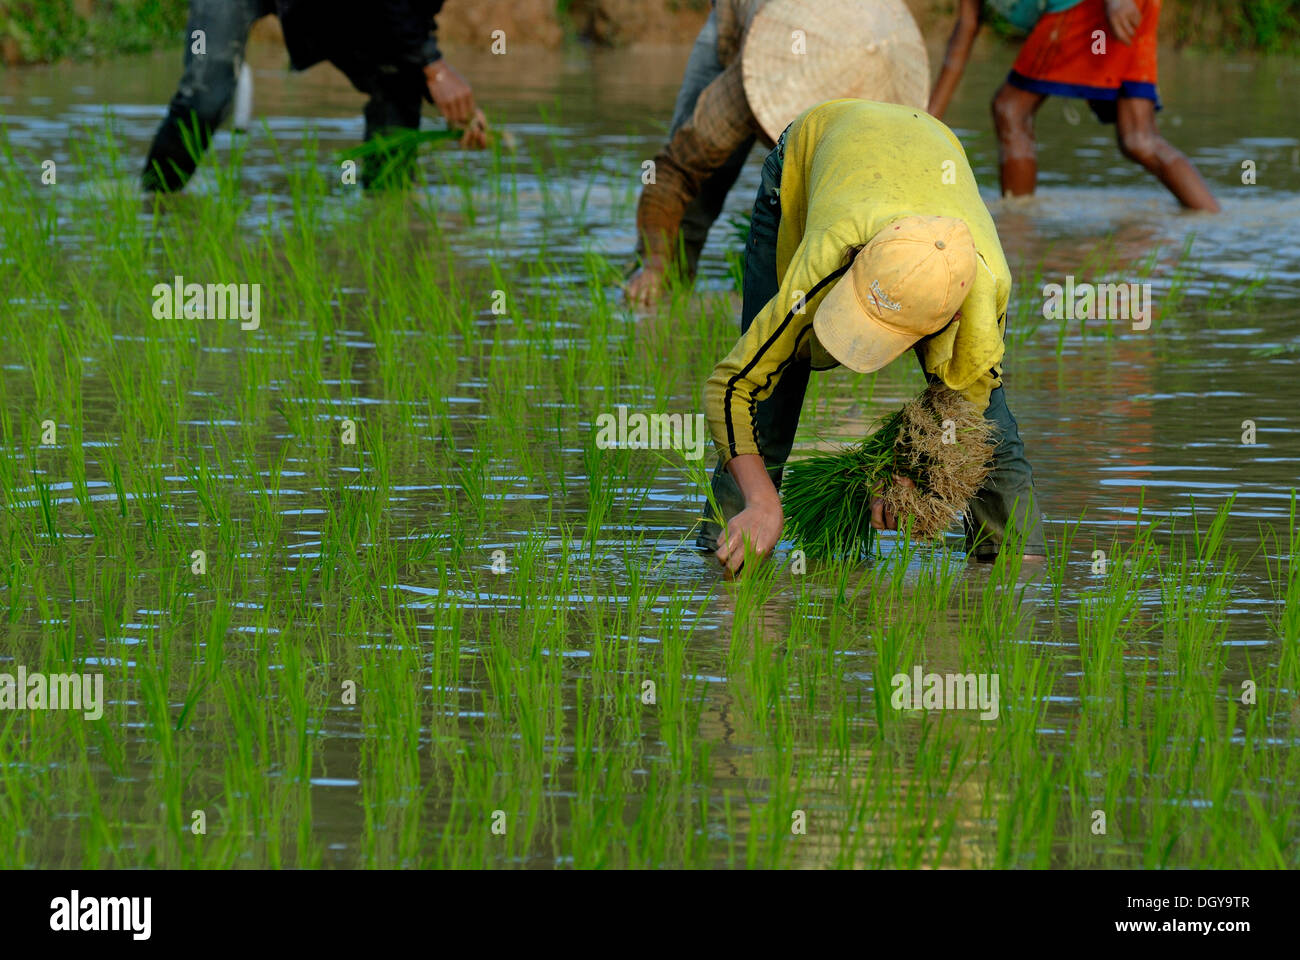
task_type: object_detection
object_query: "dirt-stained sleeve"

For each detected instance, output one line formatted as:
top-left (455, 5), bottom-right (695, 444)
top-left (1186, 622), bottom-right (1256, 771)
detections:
top-left (634, 62), bottom-right (756, 264)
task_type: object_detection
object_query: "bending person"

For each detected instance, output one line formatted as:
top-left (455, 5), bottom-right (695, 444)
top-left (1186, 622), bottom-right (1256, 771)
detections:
top-left (701, 99), bottom-right (1047, 574)
top-left (626, 0), bottom-right (929, 305)
top-left (142, 0), bottom-right (487, 192)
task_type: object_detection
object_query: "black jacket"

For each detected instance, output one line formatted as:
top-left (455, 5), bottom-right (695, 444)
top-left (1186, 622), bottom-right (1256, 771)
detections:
top-left (276, 0), bottom-right (447, 71)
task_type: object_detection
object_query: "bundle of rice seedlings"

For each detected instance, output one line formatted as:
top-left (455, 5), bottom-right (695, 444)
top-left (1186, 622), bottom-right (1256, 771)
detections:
top-left (339, 128), bottom-right (462, 188)
top-left (782, 384), bottom-right (997, 558)
top-left (339, 124), bottom-right (513, 188)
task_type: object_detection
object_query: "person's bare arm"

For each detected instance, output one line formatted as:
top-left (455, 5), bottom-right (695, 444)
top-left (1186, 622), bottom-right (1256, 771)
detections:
top-left (715, 463), bottom-right (917, 577)
top-left (423, 60), bottom-right (490, 149)
top-left (1105, 0), bottom-right (1141, 45)
top-left (714, 454), bottom-right (783, 577)
top-left (424, 59), bottom-right (476, 128)
top-left (927, 0), bottom-right (982, 119)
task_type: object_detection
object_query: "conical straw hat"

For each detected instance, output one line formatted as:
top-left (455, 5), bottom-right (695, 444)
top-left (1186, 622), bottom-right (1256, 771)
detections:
top-left (741, 0), bottom-right (931, 143)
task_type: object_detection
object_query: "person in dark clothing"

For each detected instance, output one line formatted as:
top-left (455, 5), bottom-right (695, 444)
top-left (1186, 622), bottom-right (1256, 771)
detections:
top-left (142, 0), bottom-right (486, 192)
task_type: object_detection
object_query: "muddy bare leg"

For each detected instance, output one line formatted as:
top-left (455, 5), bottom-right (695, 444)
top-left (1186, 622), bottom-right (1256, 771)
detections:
top-left (1115, 96), bottom-right (1220, 211)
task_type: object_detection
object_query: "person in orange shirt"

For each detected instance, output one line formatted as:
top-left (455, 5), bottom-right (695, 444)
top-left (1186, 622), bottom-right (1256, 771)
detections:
top-left (929, 0), bottom-right (1218, 211)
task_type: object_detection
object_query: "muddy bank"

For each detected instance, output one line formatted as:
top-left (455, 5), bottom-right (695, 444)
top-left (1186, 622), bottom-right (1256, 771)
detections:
top-left (238, 0), bottom-right (705, 51)
top-left (308, 0), bottom-right (1300, 52)
top-left (2, 0), bottom-right (1297, 66)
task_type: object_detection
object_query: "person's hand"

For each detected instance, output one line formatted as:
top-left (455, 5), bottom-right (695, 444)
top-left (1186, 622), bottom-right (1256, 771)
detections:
top-left (869, 474), bottom-right (914, 532)
top-left (715, 499), bottom-right (784, 578)
top-left (625, 259), bottom-right (667, 307)
top-left (459, 108), bottom-right (489, 150)
top-left (424, 59), bottom-right (476, 128)
top-left (1104, 0), bottom-right (1141, 45)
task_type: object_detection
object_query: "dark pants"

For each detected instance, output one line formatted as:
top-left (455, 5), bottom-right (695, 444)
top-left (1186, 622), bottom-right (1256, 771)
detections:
top-left (698, 131), bottom-right (1047, 559)
top-left (142, 0), bottom-right (426, 191)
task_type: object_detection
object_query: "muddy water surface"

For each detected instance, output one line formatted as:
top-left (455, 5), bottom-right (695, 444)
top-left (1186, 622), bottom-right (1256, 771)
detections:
top-left (2, 37), bottom-right (1298, 866)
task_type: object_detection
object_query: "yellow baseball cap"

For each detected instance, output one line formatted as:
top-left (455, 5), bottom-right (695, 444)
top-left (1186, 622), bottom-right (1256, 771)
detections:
top-left (813, 216), bottom-right (977, 374)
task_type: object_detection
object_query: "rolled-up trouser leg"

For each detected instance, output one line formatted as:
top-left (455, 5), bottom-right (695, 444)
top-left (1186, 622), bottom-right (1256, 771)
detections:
top-left (142, 0), bottom-right (267, 191)
top-left (963, 385), bottom-right (1046, 559)
top-left (697, 132), bottom-right (797, 550)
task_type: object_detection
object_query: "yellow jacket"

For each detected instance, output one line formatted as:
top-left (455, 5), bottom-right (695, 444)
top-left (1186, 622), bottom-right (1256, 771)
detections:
top-left (705, 99), bottom-right (1010, 465)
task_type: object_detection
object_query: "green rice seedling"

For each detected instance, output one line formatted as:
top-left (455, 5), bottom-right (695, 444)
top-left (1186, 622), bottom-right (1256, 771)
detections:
top-left (339, 127), bottom-right (461, 191)
top-left (1263, 491), bottom-right (1300, 644)
top-left (1157, 233), bottom-right (1198, 320)
top-left (3, 105), bottom-right (1296, 872)
top-left (358, 621), bottom-right (426, 868)
top-left (783, 384), bottom-right (995, 559)
top-left (1007, 253), bottom-right (1049, 348)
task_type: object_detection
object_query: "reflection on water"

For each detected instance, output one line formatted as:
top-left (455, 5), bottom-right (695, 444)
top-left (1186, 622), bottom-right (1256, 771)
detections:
top-left (1, 36), bottom-right (1298, 867)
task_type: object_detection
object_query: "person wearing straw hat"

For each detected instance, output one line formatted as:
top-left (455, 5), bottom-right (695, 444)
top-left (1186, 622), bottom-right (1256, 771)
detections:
top-left (141, 0), bottom-right (488, 193)
top-left (625, 0), bottom-right (928, 306)
top-left (927, 0), bottom-right (1218, 210)
top-left (700, 98), bottom-right (1047, 575)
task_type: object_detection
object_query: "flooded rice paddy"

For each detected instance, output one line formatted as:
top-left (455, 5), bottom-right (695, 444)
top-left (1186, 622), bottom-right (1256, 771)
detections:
top-left (1, 41), bottom-right (1299, 868)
